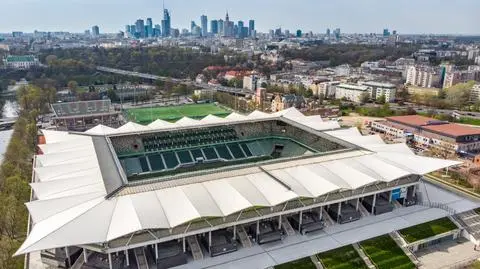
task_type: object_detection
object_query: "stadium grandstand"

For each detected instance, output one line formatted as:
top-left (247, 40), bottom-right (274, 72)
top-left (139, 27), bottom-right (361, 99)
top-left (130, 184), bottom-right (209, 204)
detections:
top-left (51, 100), bottom-right (122, 131)
top-left (21, 108), bottom-right (460, 269)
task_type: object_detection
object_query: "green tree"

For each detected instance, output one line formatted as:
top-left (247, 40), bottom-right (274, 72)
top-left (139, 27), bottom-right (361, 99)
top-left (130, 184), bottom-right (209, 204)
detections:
top-left (376, 94), bottom-right (386, 104)
top-left (359, 92), bottom-right (370, 104)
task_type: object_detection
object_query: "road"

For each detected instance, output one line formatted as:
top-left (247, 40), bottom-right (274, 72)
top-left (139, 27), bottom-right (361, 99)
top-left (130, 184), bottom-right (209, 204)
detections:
top-left (96, 66), bottom-right (254, 97)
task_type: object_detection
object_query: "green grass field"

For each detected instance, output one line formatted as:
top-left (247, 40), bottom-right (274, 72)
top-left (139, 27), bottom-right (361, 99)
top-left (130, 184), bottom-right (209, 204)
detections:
top-left (317, 245), bottom-right (368, 269)
top-left (360, 235), bottom-right (415, 269)
top-left (399, 217), bottom-right (457, 243)
top-left (126, 103), bottom-right (231, 124)
top-left (275, 257), bottom-right (316, 269)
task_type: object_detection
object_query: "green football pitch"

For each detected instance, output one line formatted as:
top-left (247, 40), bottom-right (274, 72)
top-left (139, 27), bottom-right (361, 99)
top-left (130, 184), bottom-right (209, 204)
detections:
top-left (126, 103), bottom-right (231, 124)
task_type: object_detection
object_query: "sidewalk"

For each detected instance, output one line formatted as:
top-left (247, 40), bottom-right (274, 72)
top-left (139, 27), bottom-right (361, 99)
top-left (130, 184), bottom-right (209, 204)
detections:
top-left (417, 238), bottom-right (480, 269)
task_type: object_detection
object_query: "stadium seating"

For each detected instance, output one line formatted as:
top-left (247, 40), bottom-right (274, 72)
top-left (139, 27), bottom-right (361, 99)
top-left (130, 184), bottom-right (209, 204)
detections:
top-left (142, 126), bottom-right (238, 152)
top-left (52, 100), bottom-right (111, 117)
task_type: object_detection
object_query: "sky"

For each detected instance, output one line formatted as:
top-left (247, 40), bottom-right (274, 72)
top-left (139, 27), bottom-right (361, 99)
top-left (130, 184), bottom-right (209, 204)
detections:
top-left (1, 0), bottom-right (479, 35)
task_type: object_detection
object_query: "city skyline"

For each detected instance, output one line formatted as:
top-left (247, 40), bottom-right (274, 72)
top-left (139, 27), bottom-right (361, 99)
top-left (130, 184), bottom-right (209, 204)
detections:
top-left (0, 0), bottom-right (479, 34)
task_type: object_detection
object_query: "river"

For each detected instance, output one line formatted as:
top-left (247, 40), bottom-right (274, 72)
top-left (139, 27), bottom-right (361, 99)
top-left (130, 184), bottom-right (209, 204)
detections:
top-left (0, 101), bottom-right (19, 163)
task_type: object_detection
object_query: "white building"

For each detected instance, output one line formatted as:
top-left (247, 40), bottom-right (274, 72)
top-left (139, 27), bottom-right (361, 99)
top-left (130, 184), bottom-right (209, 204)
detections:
top-left (405, 66), bottom-right (438, 88)
top-left (3, 55), bottom-right (40, 70)
top-left (361, 81), bottom-right (397, 103)
top-left (334, 84), bottom-right (370, 103)
top-left (243, 75), bottom-right (256, 91)
top-left (470, 84), bottom-right (480, 102)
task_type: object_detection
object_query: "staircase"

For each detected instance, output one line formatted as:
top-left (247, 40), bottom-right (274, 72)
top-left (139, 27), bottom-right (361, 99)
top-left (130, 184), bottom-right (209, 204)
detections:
top-left (322, 208), bottom-right (335, 227)
top-left (310, 254), bottom-right (324, 269)
top-left (134, 247), bottom-right (149, 269)
top-left (389, 232), bottom-right (421, 267)
top-left (281, 218), bottom-right (296, 236)
top-left (393, 200), bottom-right (403, 209)
top-left (352, 243), bottom-right (376, 269)
top-left (187, 235), bottom-right (204, 261)
top-left (456, 210), bottom-right (480, 240)
top-left (236, 225), bottom-right (253, 248)
top-left (358, 203), bottom-right (370, 217)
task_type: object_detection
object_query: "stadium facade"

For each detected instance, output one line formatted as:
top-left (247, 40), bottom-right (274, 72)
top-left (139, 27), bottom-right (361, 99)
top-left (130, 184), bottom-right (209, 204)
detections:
top-left (19, 108), bottom-right (459, 269)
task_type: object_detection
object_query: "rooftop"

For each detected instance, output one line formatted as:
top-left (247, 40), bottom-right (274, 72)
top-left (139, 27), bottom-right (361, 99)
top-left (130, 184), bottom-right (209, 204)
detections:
top-left (386, 115), bottom-right (438, 127)
top-left (422, 123), bottom-right (480, 138)
top-left (363, 81), bottom-right (396, 89)
top-left (5, 55), bottom-right (37, 62)
top-left (336, 84), bottom-right (370, 91)
top-left (17, 108), bottom-right (460, 256)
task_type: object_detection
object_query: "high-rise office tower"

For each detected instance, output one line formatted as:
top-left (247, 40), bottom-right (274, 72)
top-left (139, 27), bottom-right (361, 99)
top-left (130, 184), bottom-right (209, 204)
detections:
top-left (224, 11), bottom-right (230, 37)
top-left (201, 15), bottom-right (208, 37)
top-left (146, 18), bottom-right (153, 38)
top-left (218, 19), bottom-right (224, 36)
top-left (191, 21), bottom-right (197, 33)
top-left (383, 28), bottom-right (390, 37)
top-left (125, 25), bottom-right (130, 35)
top-left (296, 30), bottom-right (302, 38)
top-left (154, 24), bottom-right (161, 37)
top-left (211, 20), bottom-right (218, 34)
top-left (248, 20), bottom-right (255, 37)
top-left (91, 25), bottom-right (100, 37)
top-left (135, 19), bottom-right (145, 38)
top-left (161, 8), bottom-right (171, 37)
top-left (238, 21), bottom-right (244, 29)
top-left (326, 28), bottom-right (331, 36)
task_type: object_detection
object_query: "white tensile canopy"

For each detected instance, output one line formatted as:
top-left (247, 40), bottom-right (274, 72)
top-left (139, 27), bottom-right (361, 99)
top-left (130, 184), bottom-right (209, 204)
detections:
top-left (17, 110), bottom-right (461, 255)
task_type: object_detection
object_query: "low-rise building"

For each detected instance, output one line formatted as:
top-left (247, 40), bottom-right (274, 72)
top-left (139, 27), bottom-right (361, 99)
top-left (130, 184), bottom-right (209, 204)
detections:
top-left (334, 84), bottom-right (370, 103)
top-left (271, 94), bottom-right (305, 112)
top-left (361, 81), bottom-right (397, 102)
top-left (406, 86), bottom-right (441, 97)
top-left (371, 115), bottom-right (480, 153)
top-left (3, 55), bottom-right (40, 69)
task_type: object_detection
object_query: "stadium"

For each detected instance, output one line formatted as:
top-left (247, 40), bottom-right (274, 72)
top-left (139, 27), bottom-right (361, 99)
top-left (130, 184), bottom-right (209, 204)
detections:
top-left (20, 108), bottom-right (461, 269)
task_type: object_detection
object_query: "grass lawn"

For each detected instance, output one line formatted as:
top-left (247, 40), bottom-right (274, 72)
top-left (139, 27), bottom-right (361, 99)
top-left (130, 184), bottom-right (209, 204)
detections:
top-left (126, 103), bottom-right (230, 124)
top-left (275, 257), bottom-right (316, 269)
top-left (399, 217), bottom-right (457, 243)
top-left (361, 235), bottom-right (415, 269)
top-left (458, 117), bottom-right (480, 126)
top-left (317, 245), bottom-right (368, 269)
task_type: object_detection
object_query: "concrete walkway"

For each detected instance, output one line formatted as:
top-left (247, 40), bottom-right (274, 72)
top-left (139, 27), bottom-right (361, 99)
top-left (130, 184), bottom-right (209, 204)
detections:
top-left (172, 182), bottom-right (480, 269)
top-left (417, 238), bottom-right (480, 269)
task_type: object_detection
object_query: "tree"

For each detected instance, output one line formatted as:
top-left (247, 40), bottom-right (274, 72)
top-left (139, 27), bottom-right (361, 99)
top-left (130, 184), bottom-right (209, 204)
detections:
top-left (376, 94), bottom-right (386, 104)
top-left (45, 55), bottom-right (57, 65)
top-left (359, 92), bottom-right (370, 104)
top-left (67, 80), bottom-right (78, 94)
top-left (191, 94), bottom-right (200, 103)
top-left (445, 81), bottom-right (476, 108)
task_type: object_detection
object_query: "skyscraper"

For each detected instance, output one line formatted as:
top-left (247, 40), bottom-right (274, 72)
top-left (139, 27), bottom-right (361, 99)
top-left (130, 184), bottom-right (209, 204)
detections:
top-left (201, 15), bottom-right (208, 37)
top-left (135, 19), bottom-right (145, 38)
top-left (91, 25), bottom-right (100, 37)
top-left (161, 8), bottom-right (171, 37)
top-left (154, 24), bottom-right (161, 37)
top-left (326, 28), bottom-right (331, 36)
top-left (211, 20), bottom-right (218, 35)
top-left (191, 21), bottom-right (196, 33)
top-left (224, 11), bottom-right (231, 37)
top-left (248, 20), bottom-right (255, 38)
top-left (383, 28), bottom-right (390, 37)
top-left (218, 19), bottom-right (224, 36)
top-left (146, 18), bottom-right (153, 38)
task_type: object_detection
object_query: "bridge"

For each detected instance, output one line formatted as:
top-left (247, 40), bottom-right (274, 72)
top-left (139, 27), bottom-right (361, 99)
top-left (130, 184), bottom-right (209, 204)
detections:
top-left (96, 66), bottom-right (254, 97)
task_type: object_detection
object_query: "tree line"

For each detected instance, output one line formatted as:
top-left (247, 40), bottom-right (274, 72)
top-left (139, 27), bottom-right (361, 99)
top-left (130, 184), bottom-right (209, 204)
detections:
top-left (282, 44), bottom-right (419, 67)
top-left (0, 85), bottom-right (53, 268)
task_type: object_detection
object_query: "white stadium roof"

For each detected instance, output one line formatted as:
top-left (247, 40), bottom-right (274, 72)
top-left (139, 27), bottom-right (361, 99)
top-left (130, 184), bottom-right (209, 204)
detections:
top-left (16, 108), bottom-right (461, 255)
